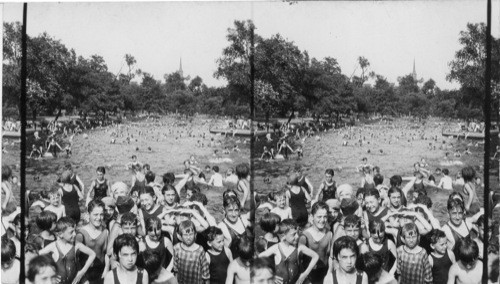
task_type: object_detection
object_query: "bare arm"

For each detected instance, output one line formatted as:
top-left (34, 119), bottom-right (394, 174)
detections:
top-left (86, 181), bottom-right (96, 206)
top-left (297, 244), bottom-right (319, 282)
top-left (225, 261), bottom-right (236, 284)
top-left (1, 183), bottom-right (11, 210)
top-left (447, 264), bottom-right (457, 284)
top-left (388, 240), bottom-right (398, 275)
top-left (74, 242), bottom-right (97, 283)
top-left (401, 177), bottom-right (417, 199)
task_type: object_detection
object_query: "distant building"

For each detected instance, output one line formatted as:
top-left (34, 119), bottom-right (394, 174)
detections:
top-left (412, 59), bottom-right (417, 81)
top-left (179, 57), bottom-right (183, 78)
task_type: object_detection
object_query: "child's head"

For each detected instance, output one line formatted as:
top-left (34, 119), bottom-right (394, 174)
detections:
top-left (186, 186), bottom-right (200, 201)
top-left (205, 226), bottom-right (224, 252)
top-left (456, 236), bottom-right (479, 270)
top-left (212, 166), bottom-right (219, 173)
top-left (113, 233), bottom-right (139, 271)
top-left (96, 166), bottom-right (106, 178)
top-left (141, 250), bottom-right (163, 283)
top-left (162, 172), bottom-right (175, 185)
top-left (447, 199), bottom-right (465, 226)
top-left (429, 229), bottom-right (448, 255)
top-left (436, 168), bottom-right (443, 175)
top-left (278, 219), bottom-right (298, 245)
top-left (162, 184), bottom-right (180, 206)
top-left (344, 215), bottom-right (361, 240)
top-left (223, 195), bottom-right (241, 223)
top-left (236, 163), bottom-right (250, 180)
top-left (87, 199), bottom-right (105, 229)
top-left (461, 166), bottom-right (476, 182)
top-left (310, 202), bottom-right (329, 230)
top-left (139, 186), bottom-right (157, 211)
top-left (145, 217), bottom-right (162, 242)
top-left (178, 220), bottom-right (196, 246)
top-left (428, 175), bottom-right (436, 183)
top-left (54, 217), bottom-right (76, 244)
top-left (131, 155), bottom-right (137, 162)
top-left (36, 211), bottom-right (57, 232)
top-left (236, 236), bottom-right (254, 262)
top-left (324, 169), bottom-right (334, 182)
top-left (325, 199), bottom-right (341, 222)
top-left (364, 188), bottom-right (381, 214)
top-left (27, 255), bottom-right (58, 284)
top-left (145, 171), bottom-right (155, 184)
top-left (368, 220), bottom-right (386, 245)
top-left (389, 175), bottom-right (402, 187)
top-left (373, 174), bottom-right (383, 186)
top-left (1, 236), bottom-right (16, 270)
top-left (101, 197), bottom-right (116, 219)
top-left (387, 187), bottom-right (402, 209)
top-left (121, 212), bottom-right (138, 235)
top-left (250, 257), bottom-right (275, 284)
top-left (274, 189), bottom-right (286, 208)
top-left (360, 252), bottom-right (383, 284)
top-left (415, 195), bottom-right (433, 209)
top-left (190, 192), bottom-right (208, 206)
top-left (355, 188), bottom-right (366, 208)
top-left (401, 222), bottom-right (420, 249)
top-left (260, 213), bottom-right (281, 234)
top-left (48, 190), bottom-right (61, 207)
top-left (332, 236), bottom-right (359, 273)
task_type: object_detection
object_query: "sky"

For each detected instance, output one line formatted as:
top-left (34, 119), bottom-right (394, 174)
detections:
top-left (3, 1), bottom-right (500, 90)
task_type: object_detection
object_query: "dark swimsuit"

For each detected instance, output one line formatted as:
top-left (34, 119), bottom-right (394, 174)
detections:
top-left (276, 245), bottom-right (300, 284)
top-left (144, 237), bottom-right (171, 268)
top-left (112, 268), bottom-right (143, 284)
top-left (77, 228), bottom-right (107, 284)
top-left (332, 270), bottom-right (363, 284)
top-left (92, 179), bottom-right (108, 200)
top-left (289, 188), bottom-right (308, 227)
top-left (431, 250), bottom-right (453, 284)
top-left (208, 248), bottom-right (230, 284)
top-left (61, 185), bottom-right (80, 224)
top-left (223, 218), bottom-right (247, 259)
top-left (368, 238), bottom-right (395, 273)
top-left (55, 242), bottom-right (77, 284)
top-left (321, 181), bottom-right (337, 201)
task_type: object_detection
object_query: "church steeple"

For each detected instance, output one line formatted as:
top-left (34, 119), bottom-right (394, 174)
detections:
top-left (412, 59), bottom-right (417, 81)
top-left (179, 57), bottom-right (183, 78)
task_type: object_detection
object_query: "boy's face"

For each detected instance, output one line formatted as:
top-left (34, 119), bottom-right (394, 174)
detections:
top-left (337, 248), bottom-right (357, 273)
top-left (356, 194), bottom-right (365, 207)
top-left (448, 208), bottom-right (464, 226)
top-left (122, 223), bottom-right (137, 235)
top-left (371, 231), bottom-right (385, 245)
top-left (209, 234), bottom-right (225, 252)
top-left (325, 173), bottom-right (333, 182)
top-left (276, 196), bottom-right (286, 208)
top-left (282, 228), bottom-right (298, 246)
top-left (33, 266), bottom-right (58, 284)
top-left (403, 230), bottom-right (419, 249)
top-left (118, 245), bottom-right (137, 271)
top-left (180, 228), bottom-right (196, 246)
top-left (60, 226), bottom-right (76, 243)
top-left (389, 192), bottom-right (401, 208)
top-left (345, 225), bottom-right (360, 240)
top-left (462, 259), bottom-right (478, 271)
top-left (164, 190), bottom-right (177, 206)
top-left (96, 171), bottom-right (104, 180)
top-left (251, 268), bottom-right (274, 284)
top-left (432, 237), bottom-right (447, 255)
top-left (225, 204), bottom-right (240, 223)
top-left (105, 206), bottom-right (115, 218)
top-left (140, 193), bottom-right (155, 211)
top-left (131, 191), bottom-right (139, 205)
top-left (364, 195), bottom-right (380, 214)
top-left (147, 226), bottom-right (161, 242)
top-left (89, 207), bottom-right (104, 228)
top-left (312, 208), bottom-right (328, 230)
top-left (49, 193), bottom-right (60, 206)
top-left (186, 190), bottom-right (193, 201)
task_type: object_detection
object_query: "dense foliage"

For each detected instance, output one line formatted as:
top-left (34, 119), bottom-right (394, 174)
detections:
top-left (3, 21), bottom-right (499, 121)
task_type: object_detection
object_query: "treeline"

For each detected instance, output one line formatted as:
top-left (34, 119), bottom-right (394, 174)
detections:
top-left (3, 21), bottom-right (499, 122)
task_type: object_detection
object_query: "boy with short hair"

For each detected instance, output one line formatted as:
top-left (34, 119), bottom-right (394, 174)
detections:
top-left (396, 222), bottom-right (433, 284)
top-left (173, 220), bottom-right (209, 284)
top-left (44, 189), bottom-right (66, 220)
top-left (27, 254), bottom-right (59, 284)
top-left (226, 235), bottom-right (254, 284)
top-left (104, 233), bottom-right (149, 284)
top-left (205, 226), bottom-right (233, 284)
top-left (270, 190), bottom-right (292, 221)
top-left (250, 257), bottom-right (275, 284)
top-left (344, 215), bottom-right (369, 254)
top-left (38, 217), bottom-right (96, 284)
top-left (2, 236), bottom-right (20, 284)
top-left (208, 166), bottom-right (224, 187)
top-left (447, 236), bottom-right (482, 284)
top-left (437, 169), bottom-right (453, 191)
top-left (324, 236), bottom-right (368, 284)
top-left (34, 211), bottom-right (57, 249)
top-left (428, 229), bottom-right (455, 284)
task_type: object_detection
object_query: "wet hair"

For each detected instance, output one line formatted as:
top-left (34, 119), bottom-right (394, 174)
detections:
top-left (311, 201), bottom-right (329, 216)
top-left (27, 255), bottom-right (58, 282)
top-left (143, 164), bottom-right (151, 171)
top-left (140, 186), bottom-right (156, 198)
top-left (141, 250), bottom-right (162, 283)
top-left (213, 166), bottom-right (219, 173)
top-left (428, 175), bottom-right (436, 182)
top-left (87, 199), bottom-right (105, 214)
top-left (332, 236), bottom-right (359, 259)
top-left (36, 211), bottom-right (58, 231)
top-left (442, 168), bottom-right (449, 175)
top-left (449, 192), bottom-right (464, 202)
top-left (179, 220), bottom-right (196, 235)
top-left (235, 163), bottom-right (250, 180)
top-left (223, 195), bottom-right (241, 210)
top-left (237, 235), bottom-right (254, 261)
top-left (373, 174), bottom-right (384, 186)
top-left (389, 175), bottom-right (403, 187)
top-left (198, 172), bottom-right (206, 180)
top-left (456, 236), bottom-right (479, 263)
top-left (461, 166), bottom-right (476, 182)
top-left (260, 213), bottom-right (281, 233)
top-left (355, 187), bottom-right (366, 198)
top-left (344, 214), bottom-right (361, 228)
top-left (96, 166), bottom-right (106, 175)
top-left (401, 222), bottom-right (419, 238)
top-left (360, 252), bottom-right (383, 283)
top-left (145, 171), bottom-right (156, 184)
top-left (145, 217), bottom-right (162, 233)
top-left (251, 257), bottom-right (275, 279)
top-left (278, 219), bottom-right (298, 236)
top-left (162, 172), bottom-right (175, 185)
top-left (222, 189), bottom-right (238, 201)
top-left (364, 188), bottom-right (380, 199)
top-left (325, 168), bottom-right (334, 176)
top-left (368, 219), bottom-right (385, 236)
top-left (2, 165), bottom-right (12, 181)
top-left (415, 195), bottom-right (433, 209)
top-left (121, 212), bottom-right (138, 226)
top-left (54, 217), bottom-right (75, 234)
top-left (1, 236), bottom-right (16, 265)
top-left (113, 233), bottom-right (139, 259)
top-left (205, 226), bottom-right (223, 242)
top-left (429, 229), bottom-right (447, 245)
top-left (447, 198), bottom-right (465, 212)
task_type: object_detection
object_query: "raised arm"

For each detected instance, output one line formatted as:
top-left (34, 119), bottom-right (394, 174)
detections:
top-left (74, 242), bottom-right (96, 284)
top-left (297, 244), bottom-right (319, 284)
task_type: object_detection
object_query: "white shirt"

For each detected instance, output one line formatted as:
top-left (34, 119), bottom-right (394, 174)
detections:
top-left (438, 176), bottom-right (453, 190)
top-left (209, 173), bottom-right (224, 187)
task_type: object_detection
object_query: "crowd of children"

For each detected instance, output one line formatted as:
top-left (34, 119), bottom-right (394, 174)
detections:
top-left (2, 124), bottom-right (500, 284)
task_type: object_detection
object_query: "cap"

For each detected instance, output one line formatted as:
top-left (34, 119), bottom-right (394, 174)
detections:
top-left (101, 197), bottom-right (116, 208)
top-left (116, 196), bottom-right (134, 214)
top-left (325, 199), bottom-right (341, 210)
top-left (336, 184), bottom-right (354, 200)
top-left (340, 198), bottom-right (359, 216)
top-left (111, 181), bottom-right (129, 196)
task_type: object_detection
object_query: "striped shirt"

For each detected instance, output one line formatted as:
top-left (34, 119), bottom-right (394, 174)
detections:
top-left (173, 243), bottom-right (209, 284)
